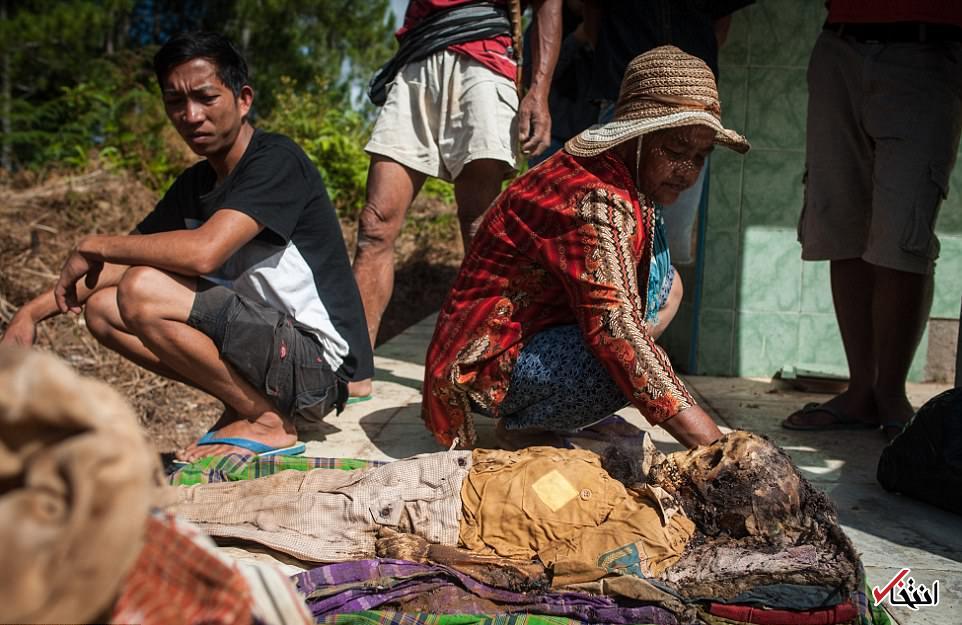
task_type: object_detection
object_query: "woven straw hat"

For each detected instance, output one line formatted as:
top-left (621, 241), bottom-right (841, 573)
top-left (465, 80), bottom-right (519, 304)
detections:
top-left (565, 45), bottom-right (749, 157)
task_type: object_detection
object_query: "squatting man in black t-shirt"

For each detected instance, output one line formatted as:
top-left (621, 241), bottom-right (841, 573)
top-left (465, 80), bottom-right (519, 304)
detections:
top-left (0, 32), bottom-right (374, 463)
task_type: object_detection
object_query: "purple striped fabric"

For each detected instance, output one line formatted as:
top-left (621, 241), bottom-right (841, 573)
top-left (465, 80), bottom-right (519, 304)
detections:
top-left (295, 559), bottom-right (678, 624)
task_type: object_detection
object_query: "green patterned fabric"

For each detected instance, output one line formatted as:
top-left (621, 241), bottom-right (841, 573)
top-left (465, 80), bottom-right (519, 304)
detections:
top-left (169, 453), bottom-right (385, 486)
top-left (854, 584), bottom-right (891, 625)
top-left (319, 613), bottom-right (643, 625)
top-left (851, 575), bottom-right (890, 625)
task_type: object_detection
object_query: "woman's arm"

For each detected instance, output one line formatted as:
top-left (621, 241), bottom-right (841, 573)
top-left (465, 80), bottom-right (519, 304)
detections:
top-left (649, 269), bottom-right (683, 340)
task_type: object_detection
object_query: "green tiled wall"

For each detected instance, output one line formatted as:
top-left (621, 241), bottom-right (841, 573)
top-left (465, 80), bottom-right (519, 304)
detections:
top-left (687, 1), bottom-right (960, 380)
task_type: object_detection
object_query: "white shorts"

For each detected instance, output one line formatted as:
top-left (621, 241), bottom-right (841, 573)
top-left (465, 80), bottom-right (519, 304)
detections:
top-left (365, 49), bottom-right (519, 182)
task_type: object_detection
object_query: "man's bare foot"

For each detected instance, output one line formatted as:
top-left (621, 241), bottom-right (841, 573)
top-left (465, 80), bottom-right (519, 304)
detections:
top-left (206, 406), bottom-right (239, 433)
top-left (349, 378), bottom-right (372, 399)
top-left (782, 388), bottom-right (878, 430)
top-left (176, 411), bottom-right (298, 462)
top-left (874, 389), bottom-right (914, 442)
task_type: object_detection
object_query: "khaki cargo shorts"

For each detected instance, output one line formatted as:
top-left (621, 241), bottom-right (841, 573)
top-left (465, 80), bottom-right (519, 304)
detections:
top-left (365, 49), bottom-right (519, 182)
top-left (799, 31), bottom-right (962, 275)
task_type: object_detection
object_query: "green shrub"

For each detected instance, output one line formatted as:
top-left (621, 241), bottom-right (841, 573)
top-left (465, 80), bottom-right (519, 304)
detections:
top-left (8, 51), bottom-right (186, 190)
top-left (262, 76), bottom-right (461, 216)
top-left (423, 177), bottom-right (454, 204)
top-left (11, 59), bottom-right (458, 213)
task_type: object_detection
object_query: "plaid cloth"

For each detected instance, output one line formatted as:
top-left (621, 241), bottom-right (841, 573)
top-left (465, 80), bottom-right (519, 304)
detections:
top-left (852, 583), bottom-right (891, 625)
top-left (320, 613), bottom-right (616, 625)
top-left (111, 513), bottom-right (253, 625)
top-left (296, 559), bottom-right (677, 624)
top-left (235, 559), bottom-right (314, 625)
top-left (317, 581), bottom-right (888, 625)
top-left (169, 453), bottom-right (386, 486)
top-left (696, 581), bottom-right (887, 625)
top-left (708, 600), bottom-right (858, 624)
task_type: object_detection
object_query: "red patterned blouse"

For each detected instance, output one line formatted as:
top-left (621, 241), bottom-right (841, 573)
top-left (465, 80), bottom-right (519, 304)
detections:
top-left (422, 149), bottom-right (695, 447)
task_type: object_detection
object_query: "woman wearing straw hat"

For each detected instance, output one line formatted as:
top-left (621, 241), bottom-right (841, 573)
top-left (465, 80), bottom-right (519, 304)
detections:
top-left (422, 46), bottom-right (749, 450)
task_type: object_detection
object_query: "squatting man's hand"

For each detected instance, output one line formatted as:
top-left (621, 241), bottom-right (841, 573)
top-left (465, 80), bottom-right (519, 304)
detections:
top-left (54, 239), bottom-right (103, 314)
top-left (0, 313), bottom-right (37, 346)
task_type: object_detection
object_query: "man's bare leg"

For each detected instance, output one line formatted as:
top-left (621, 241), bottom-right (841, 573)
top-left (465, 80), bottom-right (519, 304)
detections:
top-left (823, 258), bottom-right (878, 421)
top-left (783, 258), bottom-right (878, 428)
top-left (783, 259), bottom-right (932, 435)
top-left (85, 286), bottom-right (239, 432)
top-left (453, 158), bottom-right (509, 251)
top-left (351, 156), bottom-right (427, 396)
top-left (85, 287), bottom-right (194, 386)
top-left (86, 265), bottom-right (296, 461)
top-left (872, 264), bottom-right (933, 436)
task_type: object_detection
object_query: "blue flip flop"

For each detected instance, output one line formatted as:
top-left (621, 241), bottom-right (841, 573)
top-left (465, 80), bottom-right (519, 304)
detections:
top-left (346, 394), bottom-right (373, 405)
top-left (195, 431), bottom-right (307, 457)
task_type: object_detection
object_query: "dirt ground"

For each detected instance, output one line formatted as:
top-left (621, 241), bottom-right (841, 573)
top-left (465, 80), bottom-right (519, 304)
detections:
top-left (0, 168), bottom-right (463, 453)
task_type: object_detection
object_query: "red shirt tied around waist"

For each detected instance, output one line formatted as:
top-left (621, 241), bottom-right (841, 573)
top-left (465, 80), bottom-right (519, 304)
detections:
top-left (399, 0), bottom-right (519, 81)
top-left (827, 0), bottom-right (962, 26)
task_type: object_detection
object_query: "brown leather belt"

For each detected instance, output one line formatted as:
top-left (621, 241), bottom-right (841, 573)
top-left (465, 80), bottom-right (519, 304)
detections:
top-left (825, 21), bottom-right (962, 43)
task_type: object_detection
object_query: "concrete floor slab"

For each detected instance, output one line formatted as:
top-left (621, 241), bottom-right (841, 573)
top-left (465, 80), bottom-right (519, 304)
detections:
top-left (864, 566), bottom-right (959, 625)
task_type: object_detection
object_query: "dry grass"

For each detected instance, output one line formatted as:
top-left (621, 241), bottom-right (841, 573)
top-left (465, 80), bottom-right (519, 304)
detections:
top-left (0, 167), bottom-right (462, 452)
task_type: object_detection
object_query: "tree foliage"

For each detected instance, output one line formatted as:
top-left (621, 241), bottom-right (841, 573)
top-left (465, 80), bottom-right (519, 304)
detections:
top-left (128, 0), bottom-right (396, 114)
top-left (219, 0), bottom-right (395, 114)
top-left (1, 0), bottom-right (397, 176)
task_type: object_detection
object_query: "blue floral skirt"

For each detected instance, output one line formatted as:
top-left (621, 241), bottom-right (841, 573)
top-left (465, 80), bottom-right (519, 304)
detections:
top-left (483, 324), bottom-right (630, 431)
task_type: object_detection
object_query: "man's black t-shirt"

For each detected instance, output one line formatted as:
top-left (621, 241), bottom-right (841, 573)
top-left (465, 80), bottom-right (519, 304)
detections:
top-left (138, 129), bottom-right (373, 381)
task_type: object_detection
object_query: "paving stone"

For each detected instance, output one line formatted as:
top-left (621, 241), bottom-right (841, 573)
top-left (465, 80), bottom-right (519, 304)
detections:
top-left (865, 566), bottom-right (959, 625)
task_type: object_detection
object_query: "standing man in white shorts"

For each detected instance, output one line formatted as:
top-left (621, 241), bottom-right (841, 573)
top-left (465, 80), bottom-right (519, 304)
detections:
top-left (351, 0), bottom-right (561, 382)
top-left (783, 1), bottom-right (962, 441)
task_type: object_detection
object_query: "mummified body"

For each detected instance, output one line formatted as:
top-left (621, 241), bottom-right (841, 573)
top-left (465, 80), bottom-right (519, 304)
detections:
top-left (639, 431), bottom-right (861, 599)
top-left (371, 431), bottom-right (863, 601)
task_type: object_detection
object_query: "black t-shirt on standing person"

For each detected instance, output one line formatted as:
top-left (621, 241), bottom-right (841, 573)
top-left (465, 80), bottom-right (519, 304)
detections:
top-left (137, 128), bottom-right (374, 382)
top-left (587, 0), bottom-right (755, 103)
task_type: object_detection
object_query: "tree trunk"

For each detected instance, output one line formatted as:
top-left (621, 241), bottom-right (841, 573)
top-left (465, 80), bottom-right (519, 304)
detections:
top-left (106, 7), bottom-right (115, 54)
top-left (1, 0), bottom-right (11, 172)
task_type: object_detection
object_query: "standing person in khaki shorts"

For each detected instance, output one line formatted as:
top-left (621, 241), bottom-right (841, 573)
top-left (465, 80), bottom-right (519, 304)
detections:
top-left (783, 1), bottom-right (962, 440)
top-left (350, 0), bottom-right (561, 396)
